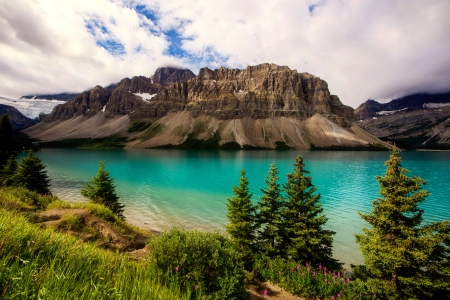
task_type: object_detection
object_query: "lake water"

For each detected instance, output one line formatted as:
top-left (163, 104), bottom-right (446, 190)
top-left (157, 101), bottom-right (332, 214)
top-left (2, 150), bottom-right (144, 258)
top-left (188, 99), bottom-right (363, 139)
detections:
top-left (30, 148), bottom-right (450, 268)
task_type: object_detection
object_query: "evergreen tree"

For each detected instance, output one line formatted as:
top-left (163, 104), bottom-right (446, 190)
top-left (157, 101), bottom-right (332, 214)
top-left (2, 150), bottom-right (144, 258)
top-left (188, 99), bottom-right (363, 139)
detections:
top-left (256, 162), bottom-right (284, 258)
top-left (355, 148), bottom-right (450, 298)
top-left (226, 168), bottom-right (256, 267)
top-left (0, 155), bottom-right (18, 186)
top-left (282, 155), bottom-right (335, 265)
top-left (0, 115), bottom-right (15, 167)
top-left (14, 150), bottom-right (51, 194)
top-left (81, 161), bottom-right (124, 219)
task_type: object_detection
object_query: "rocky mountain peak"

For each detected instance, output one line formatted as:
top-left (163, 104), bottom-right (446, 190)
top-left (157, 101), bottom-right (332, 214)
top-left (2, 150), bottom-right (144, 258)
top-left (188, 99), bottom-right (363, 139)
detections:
top-left (152, 67), bottom-right (196, 85)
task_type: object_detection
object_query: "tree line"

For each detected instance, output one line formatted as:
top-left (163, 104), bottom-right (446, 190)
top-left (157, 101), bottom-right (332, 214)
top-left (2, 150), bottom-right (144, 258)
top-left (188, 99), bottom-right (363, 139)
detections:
top-left (226, 150), bottom-right (450, 298)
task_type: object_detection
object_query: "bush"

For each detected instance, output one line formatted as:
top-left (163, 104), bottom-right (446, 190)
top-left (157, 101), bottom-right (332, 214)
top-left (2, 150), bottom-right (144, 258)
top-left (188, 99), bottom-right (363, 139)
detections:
top-left (254, 254), bottom-right (382, 299)
top-left (149, 228), bottom-right (249, 300)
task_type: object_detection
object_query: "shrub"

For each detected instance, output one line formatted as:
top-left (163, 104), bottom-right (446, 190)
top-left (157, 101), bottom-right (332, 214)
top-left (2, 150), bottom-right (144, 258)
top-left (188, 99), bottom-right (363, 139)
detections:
top-left (149, 228), bottom-right (249, 300)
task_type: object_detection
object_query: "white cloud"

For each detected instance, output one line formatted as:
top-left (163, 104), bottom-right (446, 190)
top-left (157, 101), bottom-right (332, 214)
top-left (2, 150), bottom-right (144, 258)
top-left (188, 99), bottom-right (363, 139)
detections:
top-left (0, 0), bottom-right (449, 108)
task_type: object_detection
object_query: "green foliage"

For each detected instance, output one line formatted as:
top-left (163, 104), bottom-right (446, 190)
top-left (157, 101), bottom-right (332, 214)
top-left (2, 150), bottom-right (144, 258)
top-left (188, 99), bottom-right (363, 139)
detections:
top-left (256, 162), bottom-right (284, 258)
top-left (39, 135), bottom-right (128, 148)
top-left (226, 168), bottom-right (256, 268)
top-left (355, 148), bottom-right (450, 299)
top-left (0, 187), bottom-right (58, 211)
top-left (0, 208), bottom-right (189, 300)
top-left (149, 228), bottom-right (249, 300)
top-left (81, 161), bottom-right (125, 219)
top-left (0, 155), bottom-right (17, 186)
top-left (13, 150), bottom-right (51, 195)
top-left (127, 120), bottom-right (152, 132)
top-left (282, 156), bottom-right (336, 265)
top-left (254, 254), bottom-right (380, 299)
top-left (60, 214), bottom-right (83, 230)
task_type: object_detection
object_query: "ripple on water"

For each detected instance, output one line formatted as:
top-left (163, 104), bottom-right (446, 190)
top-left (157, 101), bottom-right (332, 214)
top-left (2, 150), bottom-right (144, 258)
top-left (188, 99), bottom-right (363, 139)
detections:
top-left (34, 149), bottom-right (450, 268)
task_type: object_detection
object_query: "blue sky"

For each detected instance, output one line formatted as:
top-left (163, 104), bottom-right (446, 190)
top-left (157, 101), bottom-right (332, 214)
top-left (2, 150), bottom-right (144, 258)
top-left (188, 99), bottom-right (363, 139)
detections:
top-left (1, 0), bottom-right (450, 108)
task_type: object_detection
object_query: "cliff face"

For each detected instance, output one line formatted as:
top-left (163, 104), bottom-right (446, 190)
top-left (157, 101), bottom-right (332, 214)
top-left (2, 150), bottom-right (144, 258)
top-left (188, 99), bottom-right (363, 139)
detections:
top-left (25, 64), bottom-right (389, 149)
top-left (132, 64), bottom-right (354, 123)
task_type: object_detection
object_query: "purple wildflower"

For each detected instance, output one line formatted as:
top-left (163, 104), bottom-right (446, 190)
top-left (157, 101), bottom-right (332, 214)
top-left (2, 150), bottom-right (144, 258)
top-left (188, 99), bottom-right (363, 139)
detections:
top-left (195, 285), bottom-right (198, 291)
top-left (297, 265), bottom-right (300, 271)
top-left (319, 264), bottom-right (322, 270)
top-left (347, 278), bottom-right (350, 283)
top-left (175, 266), bottom-right (179, 272)
top-left (338, 271), bottom-right (341, 278)
top-left (374, 294), bottom-right (376, 298)
top-left (331, 296), bottom-right (335, 300)
top-left (262, 289), bottom-right (268, 296)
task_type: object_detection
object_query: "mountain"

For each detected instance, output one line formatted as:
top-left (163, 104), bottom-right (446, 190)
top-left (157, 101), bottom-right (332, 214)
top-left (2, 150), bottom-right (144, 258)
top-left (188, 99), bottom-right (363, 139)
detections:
top-left (0, 104), bottom-right (36, 131)
top-left (21, 92), bottom-right (79, 101)
top-left (356, 92), bottom-right (450, 149)
top-left (24, 64), bottom-right (388, 150)
top-left (0, 95), bottom-right (66, 119)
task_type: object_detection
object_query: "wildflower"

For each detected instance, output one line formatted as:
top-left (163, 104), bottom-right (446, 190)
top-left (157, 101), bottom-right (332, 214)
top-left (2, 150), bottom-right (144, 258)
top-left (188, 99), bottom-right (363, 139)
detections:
top-left (337, 294), bottom-right (341, 298)
top-left (319, 263), bottom-right (322, 270)
top-left (195, 285), bottom-right (198, 291)
top-left (313, 271), bottom-right (316, 275)
top-left (331, 296), bottom-right (335, 300)
top-left (262, 289), bottom-right (268, 296)
top-left (291, 268), bottom-right (294, 272)
top-left (338, 271), bottom-right (341, 278)
top-left (297, 265), bottom-right (300, 271)
top-left (307, 267), bottom-right (310, 272)
top-left (175, 266), bottom-right (179, 272)
top-left (343, 270), bottom-right (346, 275)
top-left (347, 278), bottom-right (350, 283)
top-left (374, 294), bottom-right (376, 298)
top-left (306, 262), bottom-right (309, 267)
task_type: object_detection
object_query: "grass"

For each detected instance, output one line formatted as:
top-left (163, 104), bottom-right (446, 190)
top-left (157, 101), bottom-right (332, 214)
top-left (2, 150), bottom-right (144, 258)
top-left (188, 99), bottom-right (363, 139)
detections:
top-left (0, 207), bottom-right (191, 300)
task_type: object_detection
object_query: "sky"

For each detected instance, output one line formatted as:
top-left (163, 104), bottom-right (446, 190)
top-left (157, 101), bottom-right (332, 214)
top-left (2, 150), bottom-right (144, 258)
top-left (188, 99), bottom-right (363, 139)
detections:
top-left (1, 0), bottom-right (450, 108)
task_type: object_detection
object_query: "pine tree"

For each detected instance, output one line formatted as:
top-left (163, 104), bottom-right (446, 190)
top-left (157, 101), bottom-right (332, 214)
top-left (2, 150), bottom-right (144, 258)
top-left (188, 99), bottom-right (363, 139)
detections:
top-left (256, 162), bottom-right (284, 258)
top-left (0, 115), bottom-right (15, 167)
top-left (14, 150), bottom-right (51, 194)
top-left (0, 155), bottom-right (18, 186)
top-left (355, 148), bottom-right (450, 298)
top-left (282, 155), bottom-right (335, 265)
top-left (226, 168), bottom-right (256, 267)
top-left (81, 161), bottom-right (124, 219)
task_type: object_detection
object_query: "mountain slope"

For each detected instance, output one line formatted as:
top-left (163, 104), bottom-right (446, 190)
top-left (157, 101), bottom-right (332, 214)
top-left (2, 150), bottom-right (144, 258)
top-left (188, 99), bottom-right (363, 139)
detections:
top-left (24, 64), bottom-right (388, 150)
top-left (356, 92), bottom-right (450, 149)
top-left (0, 104), bottom-right (36, 131)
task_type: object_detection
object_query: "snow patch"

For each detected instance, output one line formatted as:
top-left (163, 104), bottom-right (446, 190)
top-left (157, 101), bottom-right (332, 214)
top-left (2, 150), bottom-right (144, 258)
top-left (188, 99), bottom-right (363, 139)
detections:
top-left (376, 108), bottom-right (407, 115)
top-left (134, 93), bottom-right (157, 101)
top-left (0, 96), bottom-right (65, 119)
top-left (423, 102), bottom-right (450, 109)
top-left (101, 105), bottom-right (106, 112)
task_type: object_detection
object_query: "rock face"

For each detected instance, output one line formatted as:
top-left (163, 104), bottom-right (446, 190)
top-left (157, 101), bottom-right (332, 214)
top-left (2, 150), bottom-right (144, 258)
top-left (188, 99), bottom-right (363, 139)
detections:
top-left (356, 92), bottom-right (450, 149)
top-left (21, 93), bottom-right (78, 101)
top-left (0, 104), bottom-right (36, 131)
top-left (355, 92), bottom-right (450, 121)
top-left (25, 64), bottom-right (388, 149)
top-left (132, 64), bottom-right (354, 123)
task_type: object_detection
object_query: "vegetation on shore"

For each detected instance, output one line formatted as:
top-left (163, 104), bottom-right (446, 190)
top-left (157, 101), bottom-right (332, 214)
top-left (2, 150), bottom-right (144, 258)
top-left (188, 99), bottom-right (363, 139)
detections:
top-left (0, 113), bottom-right (448, 299)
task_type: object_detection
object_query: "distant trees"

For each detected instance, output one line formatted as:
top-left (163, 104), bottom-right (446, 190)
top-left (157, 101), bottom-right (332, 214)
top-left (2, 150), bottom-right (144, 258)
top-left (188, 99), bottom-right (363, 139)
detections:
top-left (0, 115), bottom-right (15, 167)
top-left (81, 161), bottom-right (124, 219)
top-left (226, 156), bottom-right (334, 265)
top-left (356, 148), bottom-right (450, 298)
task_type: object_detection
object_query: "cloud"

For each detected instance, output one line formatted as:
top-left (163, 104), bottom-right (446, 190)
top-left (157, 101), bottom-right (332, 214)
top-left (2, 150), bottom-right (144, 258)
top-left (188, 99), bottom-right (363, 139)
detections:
top-left (0, 0), bottom-right (449, 108)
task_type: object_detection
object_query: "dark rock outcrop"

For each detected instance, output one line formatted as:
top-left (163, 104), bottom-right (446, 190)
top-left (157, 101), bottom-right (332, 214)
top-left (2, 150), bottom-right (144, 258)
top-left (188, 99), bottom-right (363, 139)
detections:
top-left (357, 92), bottom-right (450, 149)
top-left (355, 92), bottom-right (450, 121)
top-left (152, 67), bottom-right (196, 85)
top-left (0, 104), bottom-right (36, 131)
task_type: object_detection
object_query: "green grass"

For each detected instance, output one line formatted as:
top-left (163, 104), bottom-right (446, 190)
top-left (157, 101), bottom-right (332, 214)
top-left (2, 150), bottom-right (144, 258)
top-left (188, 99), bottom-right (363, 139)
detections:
top-left (0, 208), bottom-right (191, 300)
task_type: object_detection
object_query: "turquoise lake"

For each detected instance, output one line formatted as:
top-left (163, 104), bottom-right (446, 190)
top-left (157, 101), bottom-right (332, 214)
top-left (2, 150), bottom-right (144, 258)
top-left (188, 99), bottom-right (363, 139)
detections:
top-left (31, 148), bottom-right (450, 267)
